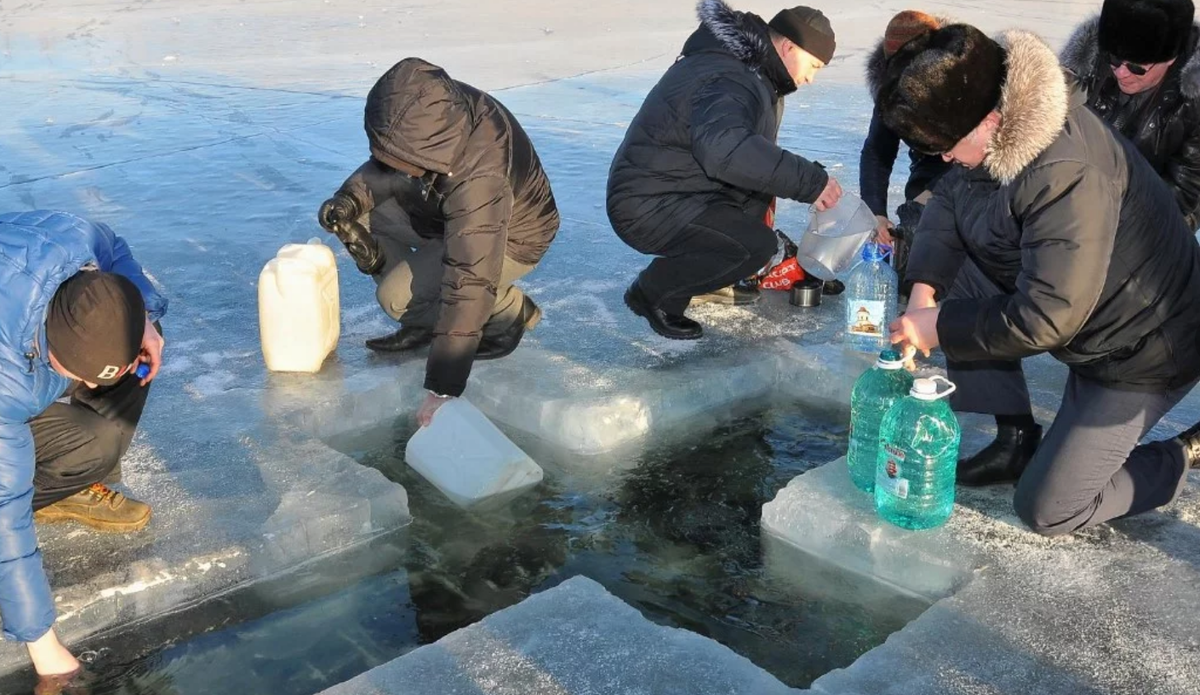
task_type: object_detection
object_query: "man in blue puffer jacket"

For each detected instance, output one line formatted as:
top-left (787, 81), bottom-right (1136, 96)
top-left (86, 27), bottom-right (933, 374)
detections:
top-left (0, 210), bottom-right (166, 678)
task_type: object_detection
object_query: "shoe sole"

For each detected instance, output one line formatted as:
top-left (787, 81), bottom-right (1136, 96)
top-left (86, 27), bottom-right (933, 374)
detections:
top-left (34, 507), bottom-right (152, 533)
top-left (624, 289), bottom-right (702, 341)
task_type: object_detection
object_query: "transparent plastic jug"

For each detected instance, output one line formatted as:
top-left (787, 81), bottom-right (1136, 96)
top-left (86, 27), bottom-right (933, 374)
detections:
top-left (875, 376), bottom-right (961, 530)
top-left (259, 238), bottom-right (340, 373)
top-left (845, 242), bottom-right (899, 354)
top-left (405, 399), bottom-right (544, 509)
top-left (795, 193), bottom-right (877, 279)
top-left (847, 349), bottom-right (915, 493)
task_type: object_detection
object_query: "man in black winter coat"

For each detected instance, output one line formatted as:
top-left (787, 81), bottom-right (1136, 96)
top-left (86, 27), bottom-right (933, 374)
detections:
top-left (607, 1), bottom-right (843, 340)
top-left (1061, 0), bottom-right (1200, 230)
top-left (858, 10), bottom-right (951, 289)
top-left (319, 59), bottom-right (559, 426)
top-left (881, 24), bottom-right (1200, 536)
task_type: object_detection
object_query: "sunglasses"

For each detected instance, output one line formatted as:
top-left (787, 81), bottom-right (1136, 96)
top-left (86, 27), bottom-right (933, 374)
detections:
top-left (1108, 56), bottom-right (1151, 76)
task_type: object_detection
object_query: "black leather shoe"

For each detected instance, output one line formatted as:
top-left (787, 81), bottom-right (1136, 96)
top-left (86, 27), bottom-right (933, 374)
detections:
top-left (691, 282), bottom-right (761, 306)
top-left (477, 296), bottom-right (543, 361)
top-left (957, 423), bottom-right (1043, 486)
top-left (365, 325), bottom-right (433, 353)
top-left (624, 282), bottom-right (702, 340)
top-left (1174, 420), bottom-right (1200, 468)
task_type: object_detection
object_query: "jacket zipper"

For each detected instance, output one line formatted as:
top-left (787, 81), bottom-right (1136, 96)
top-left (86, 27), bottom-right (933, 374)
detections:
top-left (25, 327), bottom-right (41, 374)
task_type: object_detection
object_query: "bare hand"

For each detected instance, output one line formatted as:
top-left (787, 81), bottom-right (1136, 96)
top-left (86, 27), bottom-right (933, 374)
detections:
top-left (814, 176), bottom-right (844, 212)
top-left (417, 392), bottom-right (453, 428)
top-left (889, 307), bottom-right (940, 358)
top-left (874, 215), bottom-right (895, 246)
top-left (138, 317), bottom-right (164, 386)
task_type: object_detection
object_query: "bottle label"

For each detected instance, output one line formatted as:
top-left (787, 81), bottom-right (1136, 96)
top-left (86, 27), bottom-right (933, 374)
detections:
top-left (878, 443), bottom-right (909, 499)
top-left (848, 300), bottom-right (886, 337)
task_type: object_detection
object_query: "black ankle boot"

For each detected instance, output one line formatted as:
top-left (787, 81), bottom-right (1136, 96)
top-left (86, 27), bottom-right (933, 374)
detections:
top-left (957, 423), bottom-right (1043, 486)
top-left (365, 325), bottom-right (433, 353)
top-left (1174, 420), bottom-right (1200, 469)
top-left (624, 282), bottom-right (702, 340)
top-left (477, 296), bottom-right (543, 361)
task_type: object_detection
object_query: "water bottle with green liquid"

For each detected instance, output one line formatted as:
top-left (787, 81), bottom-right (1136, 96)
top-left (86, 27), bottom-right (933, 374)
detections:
top-left (875, 376), bottom-right (961, 530)
top-left (847, 349), bottom-right (914, 493)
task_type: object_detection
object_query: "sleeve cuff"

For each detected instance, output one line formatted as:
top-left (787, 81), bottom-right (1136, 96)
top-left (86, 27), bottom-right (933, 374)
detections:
top-left (937, 298), bottom-right (986, 362)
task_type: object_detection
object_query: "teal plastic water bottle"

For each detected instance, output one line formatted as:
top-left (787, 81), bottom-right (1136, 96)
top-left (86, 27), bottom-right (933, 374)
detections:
top-left (874, 376), bottom-right (961, 530)
top-left (847, 349), bottom-right (914, 493)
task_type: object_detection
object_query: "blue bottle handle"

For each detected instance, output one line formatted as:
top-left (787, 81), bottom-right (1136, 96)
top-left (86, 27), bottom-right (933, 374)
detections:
top-left (135, 363), bottom-right (151, 380)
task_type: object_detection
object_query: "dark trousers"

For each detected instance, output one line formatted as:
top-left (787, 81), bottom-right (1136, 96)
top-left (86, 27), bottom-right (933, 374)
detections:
top-left (29, 366), bottom-right (153, 511)
top-left (945, 264), bottom-right (1194, 535)
top-left (635, 206), bottom-right (777, 315)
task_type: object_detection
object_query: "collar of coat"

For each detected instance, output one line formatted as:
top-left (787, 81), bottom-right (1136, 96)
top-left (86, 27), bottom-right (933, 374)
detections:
top-left (1060, 16), bottom-right (1200, 102)
top-left (696, 0), bottom-right (797, 96)
top-left (982, 30), bottom-right (1071, 185)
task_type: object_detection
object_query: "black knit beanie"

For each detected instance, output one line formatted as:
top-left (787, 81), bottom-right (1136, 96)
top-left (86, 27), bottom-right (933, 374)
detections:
top-left (1099, 0), bottom-right (1195, 65)
top-left (769, 7), bottom-right (837, 64)
top-left (46, 271), bottom-right (144, 385)
top-left (876, 24), bottom-right (1008, 155)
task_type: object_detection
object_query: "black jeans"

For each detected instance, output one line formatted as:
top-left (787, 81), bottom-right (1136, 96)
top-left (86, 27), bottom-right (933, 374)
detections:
top-left (29, 357), bottom-right (154, 511)
top-left (635, 205), bottom-right (777, 315)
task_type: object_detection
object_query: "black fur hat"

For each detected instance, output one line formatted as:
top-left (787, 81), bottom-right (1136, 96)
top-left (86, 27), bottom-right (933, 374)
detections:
top-left (876, 24), bottom-right (1008, 155)
top-left (1099, 0), bottom-right (1195, 65)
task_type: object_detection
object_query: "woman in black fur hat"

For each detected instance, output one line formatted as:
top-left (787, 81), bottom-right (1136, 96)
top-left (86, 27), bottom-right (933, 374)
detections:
top-left (878, 23), bottom-right (1200, 536)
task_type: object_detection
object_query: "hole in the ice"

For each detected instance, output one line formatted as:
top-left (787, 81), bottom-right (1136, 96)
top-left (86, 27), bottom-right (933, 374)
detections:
top-left (7, 403), bottom-right (942, 694)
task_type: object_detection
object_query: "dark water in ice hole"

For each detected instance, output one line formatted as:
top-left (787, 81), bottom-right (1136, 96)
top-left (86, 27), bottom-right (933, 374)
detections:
top-left (12, 404), bottom-right (932, 695)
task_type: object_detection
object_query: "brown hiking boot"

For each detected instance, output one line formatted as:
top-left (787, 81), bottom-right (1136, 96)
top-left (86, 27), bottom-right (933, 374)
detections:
top-left (34, 484), bottom-right (151, 533)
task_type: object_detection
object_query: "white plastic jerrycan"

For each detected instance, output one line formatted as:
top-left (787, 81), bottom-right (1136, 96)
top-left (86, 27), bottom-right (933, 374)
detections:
top-left (258, 238), bottom-right (340, 373)
top-left (405, 399), bottom-right (544, 510)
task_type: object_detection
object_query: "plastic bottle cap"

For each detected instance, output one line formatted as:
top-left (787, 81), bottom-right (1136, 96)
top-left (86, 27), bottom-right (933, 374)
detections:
top-left (876, 349), bottom-right (904, 370)
top-left (861, 242), bottom-right (886, 263)
top-left (911, 378), bottom-right (938, 399)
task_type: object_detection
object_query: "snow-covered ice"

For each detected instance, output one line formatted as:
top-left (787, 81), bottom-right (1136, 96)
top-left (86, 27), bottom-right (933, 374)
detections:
top-left (2, 0), bottom-right (1199, 692)
top-left (318, 576), bottom-right (801, 695)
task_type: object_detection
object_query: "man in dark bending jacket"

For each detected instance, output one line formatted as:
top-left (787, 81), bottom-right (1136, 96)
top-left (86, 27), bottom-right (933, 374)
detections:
top-left (319, 58), bottom-right (559, 425)
top-left (882, 24), bottom-right (1200, 536)
top-left (607, 1), bottom-right (842, 340)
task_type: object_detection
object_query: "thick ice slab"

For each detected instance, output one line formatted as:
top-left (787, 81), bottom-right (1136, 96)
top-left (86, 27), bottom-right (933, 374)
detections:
top-left (0, 381), bottom-right (412, 674)
top-left (318, 575), bottom-right (800, 695)
top-left (763, 459), bottom-right (1200, 695)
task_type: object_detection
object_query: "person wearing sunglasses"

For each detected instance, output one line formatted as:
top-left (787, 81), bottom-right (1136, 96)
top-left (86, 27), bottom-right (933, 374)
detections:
top-left (880, 24), bottom-right (1200, 536)
top-left (1062, 0), bottom-right (1200, 229)
top-left (0, 210), bottom-right (167, 680)
top-left (319, 58), bottom-right (560, 427)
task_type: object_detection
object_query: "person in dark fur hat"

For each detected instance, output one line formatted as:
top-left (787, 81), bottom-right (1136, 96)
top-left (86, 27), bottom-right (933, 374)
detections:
top-left (879, 23), bottom-right (1200, 536)
top-left (606, 1), bottom-right (843, 340)
top-left (1061, 0), bottom-right (1200, 229)
top-left (858, 10), bottom-right (952, 294)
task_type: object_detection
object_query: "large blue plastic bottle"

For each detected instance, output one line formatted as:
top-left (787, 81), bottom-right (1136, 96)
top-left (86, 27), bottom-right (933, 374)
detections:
top-left (847, 349), bottom-right (914, 493)
top-left (874, 376), bottom-right (961, 530)
top-left (845, 242), bottom-right (898, 354)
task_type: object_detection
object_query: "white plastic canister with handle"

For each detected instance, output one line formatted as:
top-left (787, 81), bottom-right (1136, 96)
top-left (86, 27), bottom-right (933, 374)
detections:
top-left (405, 399), bottom-right (544, 509)
top-left (258, 238), bottom-right (340, 373)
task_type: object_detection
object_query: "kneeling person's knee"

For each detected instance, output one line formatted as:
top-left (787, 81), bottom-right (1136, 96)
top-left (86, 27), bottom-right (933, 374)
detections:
top-left (1013, 483), bottom-right (1076, 538)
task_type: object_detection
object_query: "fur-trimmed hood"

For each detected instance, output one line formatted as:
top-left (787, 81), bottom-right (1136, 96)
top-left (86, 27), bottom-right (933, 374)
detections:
top-left (689, 0), bottom-right (797, 95)
top-left (1061, 15), bottom-right (1200, 100)
top-left (864, 15), bottom-right (956, 99)
top-left (985, 30), bottom-right (1071, 184)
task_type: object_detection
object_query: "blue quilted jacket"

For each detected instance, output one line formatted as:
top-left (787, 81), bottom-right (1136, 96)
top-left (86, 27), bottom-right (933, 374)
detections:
top-left (0, 211), bottom-right (166, 642)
